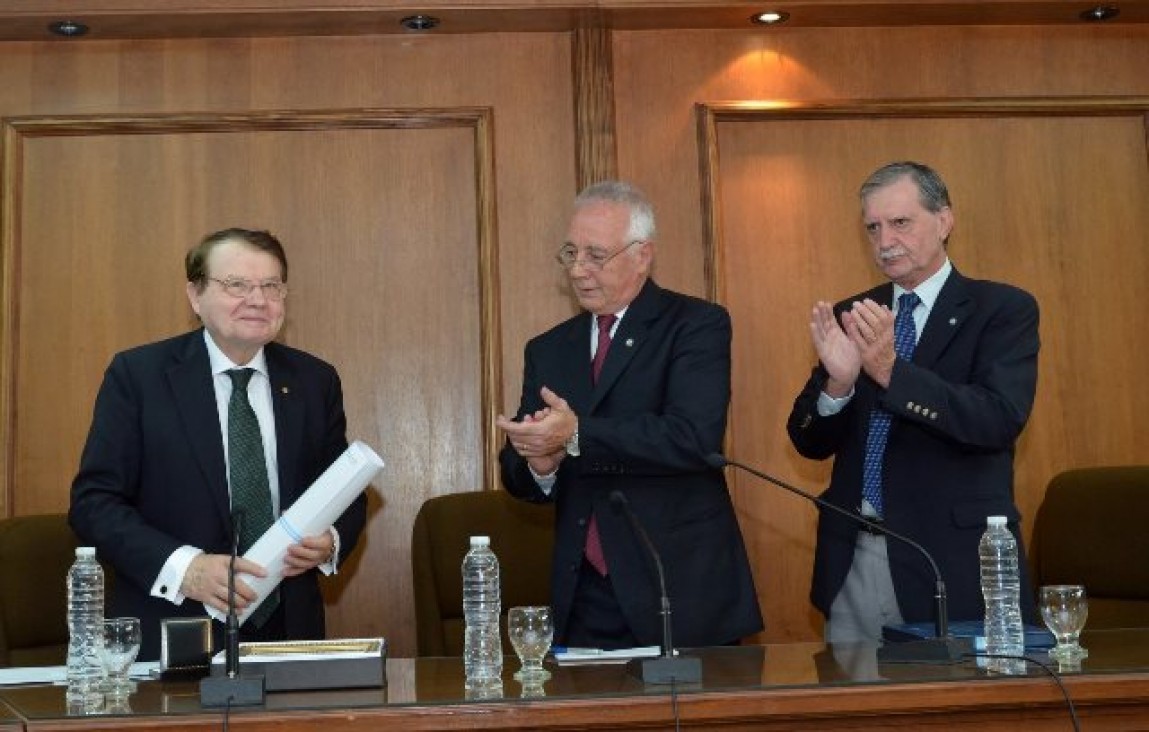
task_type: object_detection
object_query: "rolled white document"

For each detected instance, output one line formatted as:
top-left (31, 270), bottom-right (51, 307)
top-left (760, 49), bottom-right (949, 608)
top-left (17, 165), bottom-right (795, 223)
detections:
top-left (207, 440), bottom-right (384, 625)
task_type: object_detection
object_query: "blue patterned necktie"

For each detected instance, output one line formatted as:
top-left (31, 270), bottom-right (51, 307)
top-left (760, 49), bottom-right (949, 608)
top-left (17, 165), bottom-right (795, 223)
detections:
top-left (861, 292), bottom-right (921, 517)
top-left (227, 368), bottom-right (279, 626)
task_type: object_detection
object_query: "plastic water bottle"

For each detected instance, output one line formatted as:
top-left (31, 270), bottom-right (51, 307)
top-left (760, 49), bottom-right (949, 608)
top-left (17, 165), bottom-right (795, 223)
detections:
top-left (462, 535), bottom-right (502, 689)
top-left (979, 516), bottom-right (1026, 674)
top-left (66, 546), bottom-right (105, 708)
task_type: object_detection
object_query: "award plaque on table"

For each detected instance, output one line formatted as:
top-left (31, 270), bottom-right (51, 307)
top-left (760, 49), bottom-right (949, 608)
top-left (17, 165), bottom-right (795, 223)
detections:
top-left (209, 638), bottom-right (387, 692)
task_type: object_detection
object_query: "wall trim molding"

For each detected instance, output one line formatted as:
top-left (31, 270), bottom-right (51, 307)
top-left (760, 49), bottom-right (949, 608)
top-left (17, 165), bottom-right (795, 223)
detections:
top-left (0, 106), bottom-right (505, 514)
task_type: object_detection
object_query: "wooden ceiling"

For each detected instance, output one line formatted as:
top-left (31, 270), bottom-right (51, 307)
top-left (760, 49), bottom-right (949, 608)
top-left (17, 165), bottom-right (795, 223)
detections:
top-left (0, 1), bottom-right (1142, 41)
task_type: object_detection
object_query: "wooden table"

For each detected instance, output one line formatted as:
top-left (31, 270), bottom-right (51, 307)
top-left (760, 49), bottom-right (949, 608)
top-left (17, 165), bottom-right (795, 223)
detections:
top-left (4, 630), bottom-right (1149, 730)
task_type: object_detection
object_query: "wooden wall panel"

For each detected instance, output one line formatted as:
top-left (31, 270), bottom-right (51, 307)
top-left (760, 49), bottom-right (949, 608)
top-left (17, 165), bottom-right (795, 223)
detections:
top-left (4, 111), bottom-right (493, 654)
top-left (4, 19), bottom-right (1149, 659)
top-left (705, 107), bottom-right (1149, 642)
top-left (0, 33), bottom-right (576, 658)
top-left (615, 25), bottom-right (1149, 644)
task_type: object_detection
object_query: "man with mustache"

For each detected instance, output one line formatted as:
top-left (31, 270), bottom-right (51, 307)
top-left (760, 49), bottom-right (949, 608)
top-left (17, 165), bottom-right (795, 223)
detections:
top-left (787, 162), bottom-right (1040, 643)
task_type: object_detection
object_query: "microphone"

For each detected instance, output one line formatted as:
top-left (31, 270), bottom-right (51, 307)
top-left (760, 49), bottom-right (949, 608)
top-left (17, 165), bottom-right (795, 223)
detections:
top-left (609, 490), bottom-right (702, 684)
top-left (707, 453), bottom-right (968, 664)
top-left (200, 510), bottom-right (265, 706)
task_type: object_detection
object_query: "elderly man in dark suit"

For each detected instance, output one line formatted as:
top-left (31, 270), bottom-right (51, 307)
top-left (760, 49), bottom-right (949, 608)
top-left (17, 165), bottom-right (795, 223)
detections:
top-left (70, 228), bottom-right (367, 660)
top-left (497, 181), bottom-right (762, 650)
top-left (787, 162), bottom-right (1040, 644)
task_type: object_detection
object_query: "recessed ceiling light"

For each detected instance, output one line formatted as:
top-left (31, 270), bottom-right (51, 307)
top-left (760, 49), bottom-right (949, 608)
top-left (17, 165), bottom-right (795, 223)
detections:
top-left (1079, 5), bottom-right (1120, 21)
top-left (48, 20), bottom-right (90, 37)
top-left (751, 11), bottom-right (791, 25)
top-left (400, 15), bottom-right (440, 31)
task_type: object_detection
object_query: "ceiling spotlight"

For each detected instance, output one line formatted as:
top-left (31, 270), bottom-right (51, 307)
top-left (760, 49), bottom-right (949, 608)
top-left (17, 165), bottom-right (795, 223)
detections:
top-left (48, 20), bottom-right (90, 37)
top-left (400, 15), bottom-right (440, 31)
top-left (1079, 5), bottom-right (1120, 21)
top-left (751, 11), bottom-right (791, 25)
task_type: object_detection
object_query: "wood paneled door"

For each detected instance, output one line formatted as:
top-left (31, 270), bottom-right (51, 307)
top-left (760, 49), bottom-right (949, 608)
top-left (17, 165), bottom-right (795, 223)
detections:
top-left (698, 98), bottom-right (1149, 642)
top-left (1, 108), bottom-right (501, 654)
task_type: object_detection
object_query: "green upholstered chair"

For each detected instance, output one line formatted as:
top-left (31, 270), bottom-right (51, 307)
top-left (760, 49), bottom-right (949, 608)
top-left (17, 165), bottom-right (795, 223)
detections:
top-left (411, 491), bottom-right (554, 657)
top-left (1030, 466), bottom-right (1149, 630)
top-left (0, 513), bottom-right (81, 666)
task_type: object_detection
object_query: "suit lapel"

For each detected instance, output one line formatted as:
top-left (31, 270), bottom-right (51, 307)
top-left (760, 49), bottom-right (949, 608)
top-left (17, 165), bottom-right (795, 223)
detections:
top-left (558, 313), bottom-right (595, 415)
top-left (168, 331), bottom-right (231, 523)
top-left (914, 270), bottom-right (971, 367)
top-left (266, 344), bottom-right (304, 507)
top-left (588, 280), bottom-right (661, 413)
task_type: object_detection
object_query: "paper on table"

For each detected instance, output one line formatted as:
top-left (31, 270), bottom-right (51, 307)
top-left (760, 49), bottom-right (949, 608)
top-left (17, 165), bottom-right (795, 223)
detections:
top-left (207, 440), bottom-right (384, 625)
top-left (0, 661), bottom-right (159, 686)
top-left (554, 645), bottom-right (661, 665)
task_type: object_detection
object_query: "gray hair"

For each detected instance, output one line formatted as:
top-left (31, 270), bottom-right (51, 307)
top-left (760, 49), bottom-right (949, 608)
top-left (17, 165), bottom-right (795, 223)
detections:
top-left (574, 180), bottom-right (657, 242)
top-left (859, 161), bottom-right (952, 213)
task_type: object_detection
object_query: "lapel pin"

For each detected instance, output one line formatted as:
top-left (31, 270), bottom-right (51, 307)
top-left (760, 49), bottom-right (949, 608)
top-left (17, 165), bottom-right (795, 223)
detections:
top-left (948, 317), bottom-right (957, 326)
top-left (625, 338), bottom-right (634, 347)
top-left (281, 386), bottom-right (290, 395)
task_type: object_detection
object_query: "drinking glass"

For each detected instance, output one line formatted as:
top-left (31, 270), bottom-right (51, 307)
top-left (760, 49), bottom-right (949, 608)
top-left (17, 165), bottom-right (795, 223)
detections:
top-left (100, 617), bottom-right (142, 700)
top-left (1039, 585), bottom-right (1089, 662)
top-left (508, 606), bottom-right (553, 682)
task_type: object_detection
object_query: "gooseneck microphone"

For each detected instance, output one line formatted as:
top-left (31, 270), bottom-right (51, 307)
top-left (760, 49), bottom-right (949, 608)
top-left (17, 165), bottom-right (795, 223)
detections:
top-left (609, 490), bottom-right (702, 684)
top-left (707, 453), bottom-right (967, 663)
top-left (200, 511), bottom-right (266, 707)
top-left (224, 510), bottom-right (244, 678)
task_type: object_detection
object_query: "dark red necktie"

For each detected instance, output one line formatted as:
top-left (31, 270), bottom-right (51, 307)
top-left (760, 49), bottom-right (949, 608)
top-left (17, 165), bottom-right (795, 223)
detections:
top-left (591, 314), bottom-right (616, 385)
top-left (585, 314), bottom-right (616, 575)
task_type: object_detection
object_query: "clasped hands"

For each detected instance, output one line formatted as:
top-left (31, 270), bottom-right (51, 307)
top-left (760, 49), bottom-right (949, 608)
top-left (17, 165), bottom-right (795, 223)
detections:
top-left (495, 385), bottom-right (578, 477)
top-left (810, 298), bottom-right (898, 395)
top-left (181, 533), bottom-right (335, 614)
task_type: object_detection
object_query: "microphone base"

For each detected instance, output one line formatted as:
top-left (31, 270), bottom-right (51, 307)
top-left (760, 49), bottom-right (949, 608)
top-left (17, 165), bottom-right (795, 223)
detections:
top-left (199, 674), bottom-right (266, 707)
top-left (877, 636), bottom-right (972, 665)
top-left (626, 654), bottom-right (702, 685)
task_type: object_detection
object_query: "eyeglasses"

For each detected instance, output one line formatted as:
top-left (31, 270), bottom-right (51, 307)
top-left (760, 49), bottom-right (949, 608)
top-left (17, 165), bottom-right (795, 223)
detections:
top-left (208, 277), bottom-right (288, 302)
top-left (555, 240), bottom-right (643, 271)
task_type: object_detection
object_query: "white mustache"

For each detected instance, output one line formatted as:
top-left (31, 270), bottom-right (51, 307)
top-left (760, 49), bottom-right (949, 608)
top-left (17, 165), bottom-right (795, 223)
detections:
top-left (879, 249), bottom-right (907, 261)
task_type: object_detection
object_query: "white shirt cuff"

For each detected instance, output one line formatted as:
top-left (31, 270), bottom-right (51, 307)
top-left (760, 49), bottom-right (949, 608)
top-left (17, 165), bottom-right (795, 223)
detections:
top-left (151, 545), bottom-right (203, 605)
top-left (319, 526), bottom-right (341, 576)
top-left (528, 464), bottom-right (558, 496)
top-left (817, 388), bottom-right (854, 416)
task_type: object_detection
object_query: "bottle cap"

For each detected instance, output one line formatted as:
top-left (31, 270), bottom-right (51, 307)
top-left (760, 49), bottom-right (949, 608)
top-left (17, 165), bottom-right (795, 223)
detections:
top-left (986, 515), bottom-right (1007, 527)
top-left (76, 546), bottom-right (97, 557)
top-left (470, 536), bottom-right (490, 547)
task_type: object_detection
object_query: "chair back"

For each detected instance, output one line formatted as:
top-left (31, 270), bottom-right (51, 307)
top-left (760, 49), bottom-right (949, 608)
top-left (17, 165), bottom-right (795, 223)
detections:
top-left (0, 513), bottom-right (79, 666)
top-left (411, 491), bottom-right (554, 656)
top-left (1031, 466), bottom-right (1149, 629)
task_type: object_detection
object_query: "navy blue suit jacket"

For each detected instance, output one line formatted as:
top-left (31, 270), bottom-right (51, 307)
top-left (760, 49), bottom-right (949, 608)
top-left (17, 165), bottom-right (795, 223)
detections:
top-left (787, 269), bottom-right (1040, 624)
top-left (500, 280), bottom-right (763, 648)
top-left (69, 329), bottom-right (367, 660)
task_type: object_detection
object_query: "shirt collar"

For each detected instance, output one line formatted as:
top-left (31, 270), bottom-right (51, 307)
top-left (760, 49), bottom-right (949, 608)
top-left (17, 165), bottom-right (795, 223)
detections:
top-left (203, 330), bottom-right (268, 378)
top-left (894, 257), bottom-right (952, 313)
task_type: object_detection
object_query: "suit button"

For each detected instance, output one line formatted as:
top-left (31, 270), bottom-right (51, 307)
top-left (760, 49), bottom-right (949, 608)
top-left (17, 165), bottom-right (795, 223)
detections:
top-left (570, 563), bottom-right (579, 573)
top-left (577, 517), bottom-right (586, 527)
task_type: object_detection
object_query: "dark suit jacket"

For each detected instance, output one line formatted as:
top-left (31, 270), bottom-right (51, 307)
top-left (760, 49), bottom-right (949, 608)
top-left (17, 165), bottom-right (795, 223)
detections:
top-left (69, 329), bottom-right (367, 660)
top-left (500, 280), bottom-right (763, 648)
top-left (787, 269), bottom-right (1039, 624)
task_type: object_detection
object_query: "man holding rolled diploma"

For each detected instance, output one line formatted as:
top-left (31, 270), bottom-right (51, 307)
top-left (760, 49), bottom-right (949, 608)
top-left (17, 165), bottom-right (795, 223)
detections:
top-left (70, 228), bottom-right (367, 661)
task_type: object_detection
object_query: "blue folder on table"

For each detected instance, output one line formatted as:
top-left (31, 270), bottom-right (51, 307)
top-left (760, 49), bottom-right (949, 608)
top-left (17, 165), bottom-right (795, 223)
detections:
top-left (883, 620), bottom-right (1055, 649)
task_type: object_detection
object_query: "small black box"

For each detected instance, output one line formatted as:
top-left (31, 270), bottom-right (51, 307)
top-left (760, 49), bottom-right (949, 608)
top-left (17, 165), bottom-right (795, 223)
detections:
top-left (160, 617), bottom-right (214, 679)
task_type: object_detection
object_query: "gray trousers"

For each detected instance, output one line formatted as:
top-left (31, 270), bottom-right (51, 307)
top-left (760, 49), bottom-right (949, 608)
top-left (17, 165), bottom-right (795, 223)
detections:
top-left (824, 532), bottom-right (905, 644)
